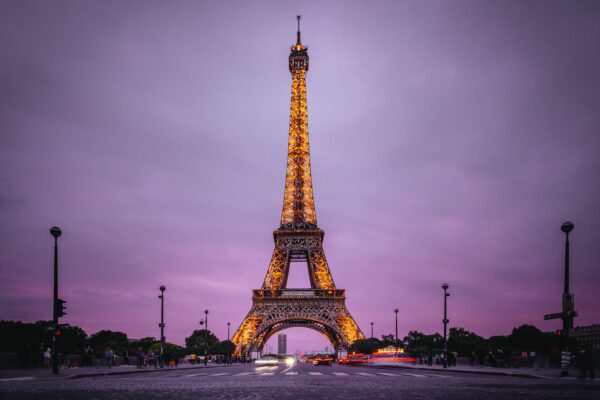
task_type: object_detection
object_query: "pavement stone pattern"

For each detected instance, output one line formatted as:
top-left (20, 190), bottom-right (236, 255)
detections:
top-left (0, 363), bottom-right (598, 400)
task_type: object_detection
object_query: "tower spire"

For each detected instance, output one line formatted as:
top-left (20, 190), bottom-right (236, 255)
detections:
top-left (296, 15), bottom-right (302, 45)
top-left (283, 16), bottom-right (313, 229)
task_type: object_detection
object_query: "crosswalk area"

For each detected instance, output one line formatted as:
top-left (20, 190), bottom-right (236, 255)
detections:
top-left (181, 370), bottom-right (450, 379)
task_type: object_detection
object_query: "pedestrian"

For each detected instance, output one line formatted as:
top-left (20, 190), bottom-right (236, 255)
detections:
top-left (147, 351), bottom-right (157, 369)
top-left (104, 348), bottom-right (114, 369)
top-left (136, 347), bottom-right (145, 369)
top-left (43, 347), bottom-right (51, 368)
top-left (427, 354), bottom-right (433, 366)
top-left (39, 343), bottom-right (45, 368)
top-left (85, 346), bottom-right (94, 367)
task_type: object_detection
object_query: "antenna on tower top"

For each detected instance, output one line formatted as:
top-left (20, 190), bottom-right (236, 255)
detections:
top-left (296, 15), bottom-right (302, 45)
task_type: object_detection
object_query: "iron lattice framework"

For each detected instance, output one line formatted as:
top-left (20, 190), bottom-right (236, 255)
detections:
top-left (232, 17), bottom-right (364, 356)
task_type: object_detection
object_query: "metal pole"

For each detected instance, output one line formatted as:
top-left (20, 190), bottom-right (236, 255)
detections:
top-left (560, 221), bottom-right (574, 377)
top-left (563, 230), bottom-right (571, 339)
top-left (370, 322), bottom-right (374, 339)
top-left (227, 322), bottom-right (231, 365)
top-left (159, 286), bottom-right (165, 368)
top-left (52, 236), bottom-right (59, 374)
top-left (50, 226), bottom-right (62, 375)
top-left (394, 309), bottom-right (398, 343)
top-left (394, 309), bottom-right (399, 355)
top-left (204, 310), bottom-right (209, 366)
top-left (564, 232), bottom-right (570, 296)
top-left (442, 283), bottom-right (449, 369)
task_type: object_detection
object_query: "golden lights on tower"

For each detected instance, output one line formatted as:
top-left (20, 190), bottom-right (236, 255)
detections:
top-left (231, 16), bottom-right (365, 358)
top-left (281, 15), bottom-right (316, 227)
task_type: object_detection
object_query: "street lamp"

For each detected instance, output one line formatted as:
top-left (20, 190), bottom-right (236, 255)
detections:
top-left (394, 309), bottom-right (399, 345)
top-left (200, 309), bottom-right (209, 365)
top-left (50, 226), bottom-right (62, 375)
top-left (370, 322), bottom-right (374, 339)
top-left (227, 322), bottom-right (231, 365)
top-left (442, 283), bottom-right (450, 369)
top-left (560, 221), bottom-right (575, 377)
top-left (158, 285), bottom-right (166, 368)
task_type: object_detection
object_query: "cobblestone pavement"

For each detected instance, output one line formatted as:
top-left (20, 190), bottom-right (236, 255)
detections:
top-left (0, 362), bottom-right (598, 400)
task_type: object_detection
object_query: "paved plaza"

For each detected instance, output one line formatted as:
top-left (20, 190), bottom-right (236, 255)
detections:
top-left (1, 362), bottom-right (598, 400)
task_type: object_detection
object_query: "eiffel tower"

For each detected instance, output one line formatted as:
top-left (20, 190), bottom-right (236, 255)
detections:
top-left (232, 16), bottom-right (364, 357)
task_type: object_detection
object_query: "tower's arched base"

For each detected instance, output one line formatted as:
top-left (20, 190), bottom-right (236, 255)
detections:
top-left (232, 289), bottom-right (363, 357)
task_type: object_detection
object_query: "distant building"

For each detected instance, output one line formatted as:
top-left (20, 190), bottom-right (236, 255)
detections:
top-left (573, 324), bottom-right (600, 351)
top-left (277, 333), bottom-right (287, 355)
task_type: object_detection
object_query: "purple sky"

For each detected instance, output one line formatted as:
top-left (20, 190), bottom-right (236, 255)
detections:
top-left (1, 1), bottom-right (599, 353)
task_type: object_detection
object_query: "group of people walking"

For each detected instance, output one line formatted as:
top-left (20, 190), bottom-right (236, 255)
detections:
top-left (134, 347), bottom-right (172, 369)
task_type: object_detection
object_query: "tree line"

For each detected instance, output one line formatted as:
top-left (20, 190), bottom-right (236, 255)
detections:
top-left (1, 320), bottom-right (566, 368)
top-left (349, 324), bottom-right (565, 360)
top-left (0, 320), bottom-right (234, 368)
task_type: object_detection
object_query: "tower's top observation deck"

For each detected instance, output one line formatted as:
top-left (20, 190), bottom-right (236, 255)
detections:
top-left (289, 16), bottom-right (309, 72)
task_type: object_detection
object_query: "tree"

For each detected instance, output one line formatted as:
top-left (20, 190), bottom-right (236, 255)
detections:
top-left (0, 320), bottom-right (89, 367)
top-left (448, 327), bottom-right (484, 357)
top-left (128, 337), bottom-right (156, 354)
top-left (148, 342), bottom-right (185, 356)
top-left (403, 331), bottom-right (443, 356)
top-left (211, 340), bottom-right (235, 356)
top-left (89, 330), bottom-right (129, 355)
top-left (58, 325), bottom-right (87, 355)
top-left (380, 334), bottom-right (397, 347)
top-left (486, 335), bottom-right (509, 350)
top-left (348, 338), bottom-right (381, 354)
top-left (508, 324), bottom-right (545, 352)
top-left (185, 329), bottom-right (219, 354)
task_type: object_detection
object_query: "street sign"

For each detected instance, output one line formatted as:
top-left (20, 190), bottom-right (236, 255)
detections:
top-left (544, 312), bottom-right (563, 320)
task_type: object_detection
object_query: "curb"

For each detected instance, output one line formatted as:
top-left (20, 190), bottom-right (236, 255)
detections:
top-left (367, 364), bottom-right (551, 380)
top-left (67, 364), bottom-right (227, 380)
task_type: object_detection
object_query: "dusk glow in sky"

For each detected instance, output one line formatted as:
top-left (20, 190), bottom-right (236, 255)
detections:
top-left (1, 1), bottom-right (599, 352)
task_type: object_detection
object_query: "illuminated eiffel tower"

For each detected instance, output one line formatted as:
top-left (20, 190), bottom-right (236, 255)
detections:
top-left (232, 17), bottom-right (364, 357)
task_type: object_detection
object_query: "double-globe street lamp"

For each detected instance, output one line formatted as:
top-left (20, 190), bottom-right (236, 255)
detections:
top-left (442, 283), bottom-right (450, 368)
top-left (158, 285), bottom-right (166, 368)
top-left (199, 309), bottom-right (209, 365)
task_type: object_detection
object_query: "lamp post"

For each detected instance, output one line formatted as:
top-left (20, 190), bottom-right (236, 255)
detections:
top-left (226, 322), bottom-right (231, 365)
top-left (394, 309), bottom-right (399, 345)
top-left (50, 226), bottom-right (62, 375)
top-left (442, 283), bottom-right (450, 369)
top-left (202, 310), bottom-right (209, 365)
top-left (560, 221), bottom-right (574, 377)
top-left (370, 322), bottom-right (374, 339)
top-left (158, 285), bottom-right (166, 368)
